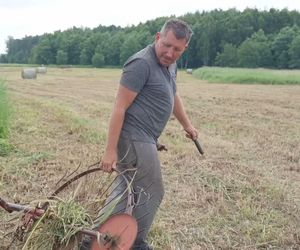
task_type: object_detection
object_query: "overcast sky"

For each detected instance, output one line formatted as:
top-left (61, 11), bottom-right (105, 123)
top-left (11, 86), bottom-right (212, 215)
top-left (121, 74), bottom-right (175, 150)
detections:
top-left (1, 0), bottom-right (300, 54)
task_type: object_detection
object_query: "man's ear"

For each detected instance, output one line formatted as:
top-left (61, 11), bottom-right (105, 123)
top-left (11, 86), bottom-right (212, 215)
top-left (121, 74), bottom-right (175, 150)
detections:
top-left (155, 32), bottom-right (160, 42)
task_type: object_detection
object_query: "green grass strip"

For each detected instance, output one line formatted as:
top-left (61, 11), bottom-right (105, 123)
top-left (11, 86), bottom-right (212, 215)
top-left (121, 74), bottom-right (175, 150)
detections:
top-left (0, 80), bottom-right (10, 139)
top-left (194, 67), bottom-right (300, 85)
top-left (0, 80), bottom-right (12, 156)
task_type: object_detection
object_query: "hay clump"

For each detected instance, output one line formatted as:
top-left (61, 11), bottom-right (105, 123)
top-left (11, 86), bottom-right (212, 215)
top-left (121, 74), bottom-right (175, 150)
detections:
top-left (36, 66), bottom-right (47, 74)
top-left (186, 68), bottom-right (193, 74)
top-left (23, 198), bottom-right (92, 250)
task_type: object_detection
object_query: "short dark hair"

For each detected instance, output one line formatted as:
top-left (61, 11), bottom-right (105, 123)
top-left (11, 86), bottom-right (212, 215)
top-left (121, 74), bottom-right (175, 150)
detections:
top-left (160, 18), bottom-right (193, 44)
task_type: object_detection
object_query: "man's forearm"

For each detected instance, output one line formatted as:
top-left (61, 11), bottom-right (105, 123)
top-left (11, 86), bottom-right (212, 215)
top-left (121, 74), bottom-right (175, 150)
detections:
top-left (105, 107), bottom-right (125, 152)
top-left (173, 94), bottom-right (192, 129)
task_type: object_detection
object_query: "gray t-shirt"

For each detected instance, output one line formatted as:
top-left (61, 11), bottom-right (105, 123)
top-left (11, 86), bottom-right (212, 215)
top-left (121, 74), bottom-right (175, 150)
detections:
top-left (120, 44), bottom-right (177, 143)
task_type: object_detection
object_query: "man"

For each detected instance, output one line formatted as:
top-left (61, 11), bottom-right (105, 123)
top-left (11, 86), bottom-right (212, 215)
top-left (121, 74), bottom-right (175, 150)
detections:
top-left (96, 18), bottom-right (198, 250)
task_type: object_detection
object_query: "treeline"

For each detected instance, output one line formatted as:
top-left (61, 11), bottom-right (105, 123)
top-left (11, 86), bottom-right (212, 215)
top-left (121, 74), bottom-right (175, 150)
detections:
top-left (2, 8), bottom-right (300, 69)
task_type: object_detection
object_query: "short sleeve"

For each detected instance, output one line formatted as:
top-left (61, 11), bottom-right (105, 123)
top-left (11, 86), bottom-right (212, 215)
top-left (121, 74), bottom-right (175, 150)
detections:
top-left (120, 58), bottom-right (150, 93)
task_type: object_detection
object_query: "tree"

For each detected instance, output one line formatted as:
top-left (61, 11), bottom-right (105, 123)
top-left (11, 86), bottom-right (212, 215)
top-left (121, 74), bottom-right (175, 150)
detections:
top-left (0, 54), bottom-right (8, 63)
top-left (238, 38), bottom-right (260, 67)
top-left (79, 49), bottom-right (90, 65)
top-left (238, 30), bottom-right (273, 68)
top-left (288, 34), bottom-right (300, 68)
top-left (120, 32), bottom-right (140, 65)
top-left (215, 43), bottom-right (238, 67)
top-left (4, 9), bottom-right (300, 68)
top-left (197, 15), bottom-right (218, 66)
top-left (92, 44), bottom-right (105, 67)
top-left (6, 35), bottom-right (39, 63)
top-left (186, 22), bottom-right (203, 67)
top-left (56, 50), bottom-right (68, 65)
top-left (92, 52), bottom-right (105, 67)
top-left (102, 33), bottom-right (124, 66)
top-left (250, 29), bottom-right (274, 67)
top-left (30, 35), bottom-right (56, 64)
top-left (272, 26), bottom-right (298, 68)
top-left (80, 36), bottom-right (96, 65)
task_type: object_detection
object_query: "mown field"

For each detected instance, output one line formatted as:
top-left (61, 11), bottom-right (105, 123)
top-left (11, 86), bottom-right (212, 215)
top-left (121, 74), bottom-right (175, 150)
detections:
top-left (0, 66), bottom-right (299, 249)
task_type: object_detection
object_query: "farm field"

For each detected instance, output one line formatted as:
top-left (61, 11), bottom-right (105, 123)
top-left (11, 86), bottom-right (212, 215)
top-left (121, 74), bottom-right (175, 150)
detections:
top-left (0, 66), bottom-right (299, 249)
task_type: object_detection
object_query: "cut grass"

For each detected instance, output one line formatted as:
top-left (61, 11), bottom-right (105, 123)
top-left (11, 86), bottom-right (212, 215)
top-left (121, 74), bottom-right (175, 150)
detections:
top-left (0, 67), bottom-right (299, 249)
top-left (157, 158), bottom-right (299, 249)
top-left (0, 138), bottom-right (13, 156)
top-left (24, 198), bottom-right (92, 250)
top-left (148, 222), bottom-right (172, 249)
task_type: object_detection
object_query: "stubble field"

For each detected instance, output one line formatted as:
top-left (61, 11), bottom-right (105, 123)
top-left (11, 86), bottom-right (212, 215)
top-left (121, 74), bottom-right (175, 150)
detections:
top-left (0, 66), bottom-right (299, 249)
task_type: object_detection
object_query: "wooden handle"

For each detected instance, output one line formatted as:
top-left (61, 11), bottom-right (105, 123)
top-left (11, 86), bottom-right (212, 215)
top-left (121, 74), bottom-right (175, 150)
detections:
top-left (193, 139), bottom-right (204, 155)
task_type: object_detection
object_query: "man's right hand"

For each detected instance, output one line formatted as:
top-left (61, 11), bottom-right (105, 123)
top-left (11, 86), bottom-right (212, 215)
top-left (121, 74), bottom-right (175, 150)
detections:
top-left (100, 150), bottom-right (117, 173)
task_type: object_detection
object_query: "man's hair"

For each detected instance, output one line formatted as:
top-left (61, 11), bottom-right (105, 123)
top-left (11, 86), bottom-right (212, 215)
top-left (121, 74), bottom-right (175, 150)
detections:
top-left (160, 18), bottom-right (193, 44)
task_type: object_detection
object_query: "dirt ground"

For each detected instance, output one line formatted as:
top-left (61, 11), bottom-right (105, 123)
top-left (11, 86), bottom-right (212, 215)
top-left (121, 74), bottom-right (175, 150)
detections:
top-left (0, 66), bottom-right (299, 249)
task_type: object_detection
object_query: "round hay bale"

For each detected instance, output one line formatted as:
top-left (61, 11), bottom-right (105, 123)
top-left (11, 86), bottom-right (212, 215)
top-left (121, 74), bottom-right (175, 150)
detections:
top-left (37, 66), bottom-right (47, 74)
top-left (186, 68), bottom-right (193, 74)
top-left (21, 68), bottom-right (37, 79)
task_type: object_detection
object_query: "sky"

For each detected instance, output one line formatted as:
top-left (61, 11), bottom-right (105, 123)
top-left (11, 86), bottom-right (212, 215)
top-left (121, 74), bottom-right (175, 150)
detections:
top-left (1, 0), bottom-right (300, 54)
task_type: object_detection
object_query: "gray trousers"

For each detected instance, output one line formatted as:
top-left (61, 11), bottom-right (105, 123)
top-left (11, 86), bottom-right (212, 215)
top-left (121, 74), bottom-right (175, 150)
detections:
top-left (100, 136), bottom-right (164, 249)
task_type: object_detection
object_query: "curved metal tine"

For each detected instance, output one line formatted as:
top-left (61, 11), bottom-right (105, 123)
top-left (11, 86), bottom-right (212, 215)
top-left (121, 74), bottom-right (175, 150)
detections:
top-left (96, 171), bottom-right (121, 202)
top-left (131, 184), bottom-right (151, 208)
top-left (92, 171), bottom-right (132, 219)
top-left (120, 169), bottom-right (137, 215)
top-left (55, 162), bottom-right (82, 187)
top-left (0, 197), bottom-right (14, 213)
top-left (94, 168), bottom-right (137, 221)
top-left (50, 167), bottom-right (102, 198)
top-left (113, 167), bottom-right (156, 210)
top-left (50, 161), bottom-right (102, 199)
top-left (99, 167), bottom-right (136, 204)
top-left (107, 182), bottom-right (151, 216)
top-left (91, 143), bottom-right (136, 203)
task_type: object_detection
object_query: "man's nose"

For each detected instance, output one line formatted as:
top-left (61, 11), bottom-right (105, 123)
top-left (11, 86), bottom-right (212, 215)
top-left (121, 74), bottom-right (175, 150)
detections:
top-left (166, 47), bottom-right (174, 58)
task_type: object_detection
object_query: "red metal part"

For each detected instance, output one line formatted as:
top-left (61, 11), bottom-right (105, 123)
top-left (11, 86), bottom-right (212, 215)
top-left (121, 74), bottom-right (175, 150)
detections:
top-left (91, 214), bottom-right (138, 250)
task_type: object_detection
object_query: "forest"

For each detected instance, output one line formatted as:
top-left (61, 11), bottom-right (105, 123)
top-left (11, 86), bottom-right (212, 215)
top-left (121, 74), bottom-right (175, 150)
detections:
top-left (1, 8), bottom-right (300, 69)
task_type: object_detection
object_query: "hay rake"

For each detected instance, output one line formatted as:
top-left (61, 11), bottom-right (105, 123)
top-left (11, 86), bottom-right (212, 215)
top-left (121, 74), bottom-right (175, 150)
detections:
top-left (0, 165), bottom-right (138, 250)
top-left (0, 139), bottom-right (204, 250)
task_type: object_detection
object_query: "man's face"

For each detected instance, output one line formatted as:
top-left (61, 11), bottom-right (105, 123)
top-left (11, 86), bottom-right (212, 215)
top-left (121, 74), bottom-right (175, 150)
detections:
top-left (154, 30), bottom-right (188, 66)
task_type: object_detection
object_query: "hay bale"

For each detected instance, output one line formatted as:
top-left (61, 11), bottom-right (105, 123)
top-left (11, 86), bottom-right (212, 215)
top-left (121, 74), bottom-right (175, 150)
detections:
top-left (37, 66), bottom-right (47, 74)
top-left (21, 68), bottom-right (37, 79)
top-left (186, 68), bottom-right (193, 74)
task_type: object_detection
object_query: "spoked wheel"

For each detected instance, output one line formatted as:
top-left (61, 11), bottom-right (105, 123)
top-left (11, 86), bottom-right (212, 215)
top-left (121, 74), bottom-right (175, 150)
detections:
top-left (48, 165), bottom-right (137, 250)
top-left (47, 165), bottom-right (118, 250)
top-left (92, 214), bottom-right (137, 250)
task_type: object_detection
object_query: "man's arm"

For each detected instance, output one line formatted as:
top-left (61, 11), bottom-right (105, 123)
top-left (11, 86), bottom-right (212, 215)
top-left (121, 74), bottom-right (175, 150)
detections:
top-left (173, 93), bottom-right (198, 140)
top-left (101, 85), bottom-right (137, 172)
